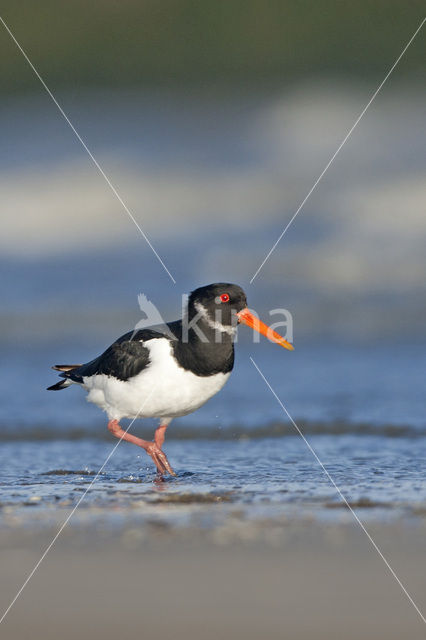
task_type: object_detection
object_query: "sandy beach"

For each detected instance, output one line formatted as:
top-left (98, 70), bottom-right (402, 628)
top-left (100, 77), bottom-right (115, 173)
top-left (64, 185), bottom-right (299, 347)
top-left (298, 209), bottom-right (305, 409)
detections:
top-left (0, 512), bottom-right (425, 639)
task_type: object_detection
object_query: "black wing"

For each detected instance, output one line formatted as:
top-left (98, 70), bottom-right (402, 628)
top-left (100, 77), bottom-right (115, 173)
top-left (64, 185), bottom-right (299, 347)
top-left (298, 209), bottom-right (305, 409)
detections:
top-left (61, 327), bottom-right (169, 383)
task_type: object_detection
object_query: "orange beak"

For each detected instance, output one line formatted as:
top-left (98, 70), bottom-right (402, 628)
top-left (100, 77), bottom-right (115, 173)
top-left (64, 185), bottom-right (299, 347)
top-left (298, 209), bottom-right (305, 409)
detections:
top-left (237, 308), bottom-right (294, 351)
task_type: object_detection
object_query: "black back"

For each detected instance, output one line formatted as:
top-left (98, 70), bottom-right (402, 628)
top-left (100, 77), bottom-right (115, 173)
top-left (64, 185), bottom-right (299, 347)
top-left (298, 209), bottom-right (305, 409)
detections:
top-left (62, 329), bottom-right (163, 383)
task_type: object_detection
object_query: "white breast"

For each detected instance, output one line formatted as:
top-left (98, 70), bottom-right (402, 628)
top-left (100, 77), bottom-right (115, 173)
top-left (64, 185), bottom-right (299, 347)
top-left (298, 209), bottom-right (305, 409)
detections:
top-left (82, 338), bottom-right (231, 421)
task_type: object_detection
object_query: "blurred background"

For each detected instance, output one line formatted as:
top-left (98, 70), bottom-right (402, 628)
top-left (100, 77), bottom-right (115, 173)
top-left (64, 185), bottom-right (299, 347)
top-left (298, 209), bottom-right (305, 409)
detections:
top-left (0, 1), bottom-right (425, 436)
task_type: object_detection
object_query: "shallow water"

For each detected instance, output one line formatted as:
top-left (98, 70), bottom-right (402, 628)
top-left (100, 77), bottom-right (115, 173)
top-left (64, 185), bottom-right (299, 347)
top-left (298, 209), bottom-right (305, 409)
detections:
top-left (1, 433), bottom-right (425, 533)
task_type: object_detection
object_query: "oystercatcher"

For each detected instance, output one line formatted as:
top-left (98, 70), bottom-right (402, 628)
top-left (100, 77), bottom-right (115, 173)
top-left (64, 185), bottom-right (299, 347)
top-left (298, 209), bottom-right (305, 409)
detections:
top-left (48, 283), bottom-right (293, 476)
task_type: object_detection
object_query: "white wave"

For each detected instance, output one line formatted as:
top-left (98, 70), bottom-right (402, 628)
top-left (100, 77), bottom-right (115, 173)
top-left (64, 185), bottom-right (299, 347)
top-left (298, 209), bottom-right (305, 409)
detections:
top-left (1, 84), bottom-right (425, 295)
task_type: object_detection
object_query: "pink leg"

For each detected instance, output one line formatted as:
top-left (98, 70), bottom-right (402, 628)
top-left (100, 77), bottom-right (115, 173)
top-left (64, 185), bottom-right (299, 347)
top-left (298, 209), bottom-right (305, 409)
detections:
top-left (154, 423), bottom-right (168, 448)
top-left (108, 420), bottom-right (175, 476)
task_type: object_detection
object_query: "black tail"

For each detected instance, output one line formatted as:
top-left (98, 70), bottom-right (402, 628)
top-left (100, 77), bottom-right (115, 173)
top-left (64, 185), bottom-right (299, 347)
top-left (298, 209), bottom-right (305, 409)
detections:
top-left (47, 379), bottom-right (69, 391)
top-left (47, 364), bottom-right (81, 390)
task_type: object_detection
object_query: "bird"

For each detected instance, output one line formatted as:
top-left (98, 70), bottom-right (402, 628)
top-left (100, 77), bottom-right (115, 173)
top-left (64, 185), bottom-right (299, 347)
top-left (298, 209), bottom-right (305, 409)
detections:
top-left (47, 283), bottom-right (293, 476)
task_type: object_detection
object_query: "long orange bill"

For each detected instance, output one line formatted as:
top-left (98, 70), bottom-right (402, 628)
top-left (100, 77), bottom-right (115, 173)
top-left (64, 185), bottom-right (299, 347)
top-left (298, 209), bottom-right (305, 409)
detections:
top-left (237, 308), bottom-right (294, 351)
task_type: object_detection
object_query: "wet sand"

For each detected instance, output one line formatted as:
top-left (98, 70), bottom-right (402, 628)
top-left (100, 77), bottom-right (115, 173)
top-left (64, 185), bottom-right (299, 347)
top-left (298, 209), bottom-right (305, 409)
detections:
top-left (1, 518), bottom-right (425, 639)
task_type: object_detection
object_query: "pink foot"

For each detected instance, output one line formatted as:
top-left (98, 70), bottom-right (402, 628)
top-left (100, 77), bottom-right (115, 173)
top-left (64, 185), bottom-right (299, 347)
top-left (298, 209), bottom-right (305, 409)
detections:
top-left (145, 442), bottom-right (176, 476)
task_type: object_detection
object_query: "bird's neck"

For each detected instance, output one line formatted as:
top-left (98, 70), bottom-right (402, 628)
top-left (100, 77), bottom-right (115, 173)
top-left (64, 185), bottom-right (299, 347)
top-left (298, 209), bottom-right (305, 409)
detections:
top-left (172, 315), bottom-right (235, 376)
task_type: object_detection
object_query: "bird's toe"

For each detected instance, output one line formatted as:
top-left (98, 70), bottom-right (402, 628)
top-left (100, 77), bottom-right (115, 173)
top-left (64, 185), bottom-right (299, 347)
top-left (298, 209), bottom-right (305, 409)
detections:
top-left (145, 443), bottom-right (176, 476)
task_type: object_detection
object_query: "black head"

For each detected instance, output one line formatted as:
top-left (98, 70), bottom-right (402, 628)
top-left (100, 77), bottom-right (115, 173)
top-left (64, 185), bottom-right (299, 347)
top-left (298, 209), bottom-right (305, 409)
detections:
top-left (188, 283), bottom-right (247, 329)
top-left (175, 282), bottom-right (292, 375)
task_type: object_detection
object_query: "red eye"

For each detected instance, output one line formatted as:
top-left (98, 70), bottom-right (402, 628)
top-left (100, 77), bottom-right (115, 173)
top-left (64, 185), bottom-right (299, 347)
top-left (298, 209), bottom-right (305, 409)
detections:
top-left (220, 293), bottom-right (230, 303)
